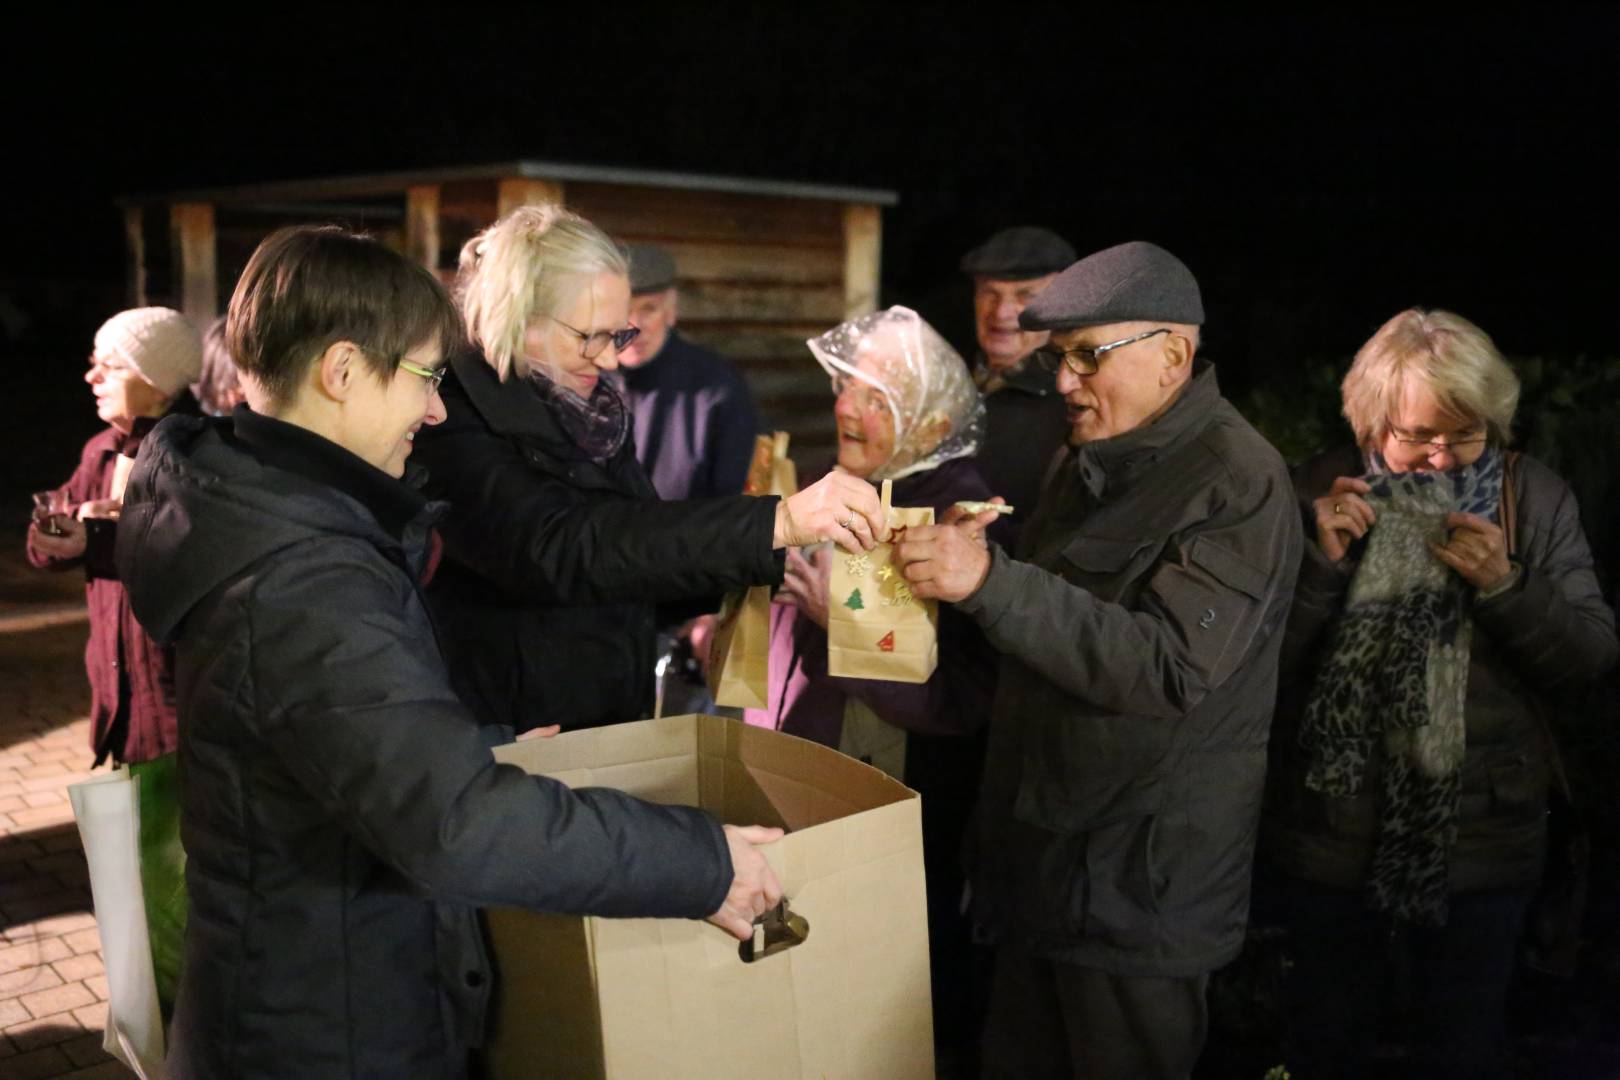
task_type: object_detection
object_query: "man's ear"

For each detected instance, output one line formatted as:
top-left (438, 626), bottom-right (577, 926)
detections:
top-left (1160, 331), bottom-right (1194, 387)
top-left (666, 288), bottom-right (680, 328)
top-left (315, 342), bottom-right (363, 401)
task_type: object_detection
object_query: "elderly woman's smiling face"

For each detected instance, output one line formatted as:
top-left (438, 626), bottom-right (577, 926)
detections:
top-left (832, 351), bottom-right (897, 480)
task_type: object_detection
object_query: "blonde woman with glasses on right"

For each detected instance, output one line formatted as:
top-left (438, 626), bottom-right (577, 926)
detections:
top-left (1262, 308), bottom-right (1617, 1080)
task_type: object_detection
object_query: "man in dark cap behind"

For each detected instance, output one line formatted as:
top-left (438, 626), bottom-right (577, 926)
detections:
top-left (897, 241), bottom-right (1301, 1077)
top-left (617, 242), bottom-right (760, 501)
top-left (617, 243), bottom-right (763, 712)
top-left (959, 226), bottom-right (1076, 547)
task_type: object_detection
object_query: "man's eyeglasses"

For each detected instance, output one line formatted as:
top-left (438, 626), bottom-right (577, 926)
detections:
top-left (1032, 328), bottom-right (1172, 376)
top-left (397, 358), bottom-right (447, 394)
top-left (553, 318), bottom-right (640, 359)
top-left (1387, 425), bottom-right (1488, 453)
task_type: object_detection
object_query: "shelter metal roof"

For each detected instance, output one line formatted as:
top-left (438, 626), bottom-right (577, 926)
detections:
top-left (119, 160), bottom-right (900, 208)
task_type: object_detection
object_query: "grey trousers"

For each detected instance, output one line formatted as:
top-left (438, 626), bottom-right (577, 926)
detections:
top-left (980, 948), bottom-right (1210, 1080)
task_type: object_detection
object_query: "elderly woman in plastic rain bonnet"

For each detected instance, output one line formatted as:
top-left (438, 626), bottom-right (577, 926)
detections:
top-left (809, 304), bottom-right (984, 483)
top-left (752, 305), bottom-right (1000, 1057)
top-left (762, 303), bottom-right (991, 693)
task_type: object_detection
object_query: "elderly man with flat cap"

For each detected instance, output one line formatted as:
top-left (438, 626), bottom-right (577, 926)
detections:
top-left (616, 243), bottom-right (760, 501)
top-left (898, 241), bottom-right (1301, 1078)
top-left (961, 226), bottom-right (1076, 546)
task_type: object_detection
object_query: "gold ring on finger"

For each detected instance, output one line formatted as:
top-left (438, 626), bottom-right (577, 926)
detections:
top-left (1333, 503), bottom-right (1342, 514)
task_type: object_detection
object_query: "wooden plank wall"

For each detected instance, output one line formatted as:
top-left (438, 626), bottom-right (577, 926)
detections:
top-left (567, 182), bottom-right (854, 462)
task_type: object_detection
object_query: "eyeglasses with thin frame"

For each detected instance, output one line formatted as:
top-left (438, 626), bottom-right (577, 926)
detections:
top-left (1386, 424), bottom-right (1488, 454)
top-left (552, 317), bottom-right (640, 359)
top-left (1032, 327), bottom-right (1173, 376)
top-left (397, 358), bottom-right (447, 394)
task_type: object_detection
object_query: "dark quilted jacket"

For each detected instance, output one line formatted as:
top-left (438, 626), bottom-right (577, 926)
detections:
top-left (117, 409), bottom-right (732, 1079)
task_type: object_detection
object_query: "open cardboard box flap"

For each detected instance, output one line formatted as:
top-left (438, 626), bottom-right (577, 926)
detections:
top-left (486, 714), bottom-right (934, 1080)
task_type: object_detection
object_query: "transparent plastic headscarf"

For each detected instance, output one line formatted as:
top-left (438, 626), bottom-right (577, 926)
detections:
top-left (807, 305), bottom-right (986, 482)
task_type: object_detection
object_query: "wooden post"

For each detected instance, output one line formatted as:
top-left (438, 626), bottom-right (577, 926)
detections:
top-left (124, 206), bottom-right (147, 308)
top-left (170, 203), bottom-right (217, 325)
top-left (842, 204), bottom-right (882, 319)
top-left (497, 178), bottom-right (565, 218)
top-left (405, 185), bottom-right (441, 271)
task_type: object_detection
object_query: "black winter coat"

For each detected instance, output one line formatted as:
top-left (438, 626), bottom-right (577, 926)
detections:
top-left (412, 350), bottom-right (783, 733)
top-left (116, 409), bottom-right (733, 1080)
top-left (976, 359), bottom-right (1070, 553)
top-left (1262, 447), bottom-right (1618, 893)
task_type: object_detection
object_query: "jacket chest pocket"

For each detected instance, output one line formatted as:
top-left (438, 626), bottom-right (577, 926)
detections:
top-left (1055, 536), bottom-right (1161, 605)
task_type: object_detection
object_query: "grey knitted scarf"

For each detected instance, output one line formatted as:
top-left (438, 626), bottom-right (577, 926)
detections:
top-left (1300, 448), bottom-right (1503, 926)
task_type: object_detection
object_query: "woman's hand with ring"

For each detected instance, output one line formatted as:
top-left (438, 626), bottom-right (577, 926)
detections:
top-left (773, 472), bottom-right (888, 553)
top-left (1313, 476), bottom-right (1376, 562)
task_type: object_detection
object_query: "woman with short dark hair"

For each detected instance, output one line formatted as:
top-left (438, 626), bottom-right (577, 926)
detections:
top-left (118, 225), bottom-right (784, 1078)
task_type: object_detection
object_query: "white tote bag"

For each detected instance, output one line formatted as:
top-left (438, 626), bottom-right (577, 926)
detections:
top-left (68, 769), bottom-right (168, 1080)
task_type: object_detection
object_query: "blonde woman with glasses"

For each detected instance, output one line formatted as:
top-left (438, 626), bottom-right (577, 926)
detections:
top-left (1262, 308), bottom-right (1617, 1080)
top-left (412, 205), bottom-right (888, 736)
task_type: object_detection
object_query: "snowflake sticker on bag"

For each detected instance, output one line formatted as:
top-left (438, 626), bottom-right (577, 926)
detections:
top-left (844, 554), bottom-right (871, 578)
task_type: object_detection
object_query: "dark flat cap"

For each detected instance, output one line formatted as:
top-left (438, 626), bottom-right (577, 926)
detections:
top-left (959, 226), bottom-right (1076, 280)
top-left (1019, 241), bottom-right (1203, 331)
top-left (625, 243), bottom-right (677, 294)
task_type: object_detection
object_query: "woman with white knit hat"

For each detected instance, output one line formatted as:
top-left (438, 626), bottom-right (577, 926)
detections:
top-left (27, 305), bottom-right (203, 765)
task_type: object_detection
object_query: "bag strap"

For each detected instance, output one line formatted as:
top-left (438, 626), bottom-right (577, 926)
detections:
top-left (1501, 450), bottom-right (1521, 558)
top-left (1501, 451), bottom-right (1576, 806)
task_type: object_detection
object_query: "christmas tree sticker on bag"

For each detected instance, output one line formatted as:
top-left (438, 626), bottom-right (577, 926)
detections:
top-left (827, 478), bottom-right (938, 682)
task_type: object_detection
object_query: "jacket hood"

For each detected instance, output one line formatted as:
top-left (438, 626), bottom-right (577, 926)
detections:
top-left (116, 413), bottom-right (419, 646)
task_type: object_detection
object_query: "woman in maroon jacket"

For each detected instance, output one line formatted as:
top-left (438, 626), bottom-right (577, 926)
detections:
top-left (27, 307), bottom-right (201, 765)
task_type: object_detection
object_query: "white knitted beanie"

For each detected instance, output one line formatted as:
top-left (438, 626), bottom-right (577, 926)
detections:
top-left (92, 308), bottom-right (203, 396)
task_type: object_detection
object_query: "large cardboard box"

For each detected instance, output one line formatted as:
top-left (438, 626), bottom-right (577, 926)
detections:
top-left (485, 714), bottom-right (934, 1079)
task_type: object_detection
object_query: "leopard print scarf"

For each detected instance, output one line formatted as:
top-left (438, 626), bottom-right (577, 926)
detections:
top-left (1299, 448), bottom-right (1503, 926)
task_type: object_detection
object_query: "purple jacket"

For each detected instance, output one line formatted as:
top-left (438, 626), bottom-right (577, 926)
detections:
top-left (27, 424), bottom-right (178, 764)
top-left (620, 332), bottom-right (760, 501)
top-left (746, 456), bottom-right (1000, 747)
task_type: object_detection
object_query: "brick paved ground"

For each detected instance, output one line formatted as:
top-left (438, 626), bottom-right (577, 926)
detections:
top-left (0, 547), bottom-right (131, 1079)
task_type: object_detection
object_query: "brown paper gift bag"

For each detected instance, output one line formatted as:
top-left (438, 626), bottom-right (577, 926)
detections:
top-left (827, 479), bottom-right (938, 684)
top-left (744, 431), bottom-right (798, 498)
top-left (709, 433), bottom-right (798, 708)
top-left (707, 584), bottom-right (773, 709)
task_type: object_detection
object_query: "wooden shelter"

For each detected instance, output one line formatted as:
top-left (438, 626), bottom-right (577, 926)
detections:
top-left (118, 162), bottom-right (898, 457)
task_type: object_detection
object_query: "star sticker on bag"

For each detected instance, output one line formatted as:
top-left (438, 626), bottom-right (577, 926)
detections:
top-left (875, 563), bottom-right (895, 582)
top-left (845, 554), bottom-right (871, 578)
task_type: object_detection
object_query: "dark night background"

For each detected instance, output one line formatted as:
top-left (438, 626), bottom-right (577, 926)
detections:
top-left (4, 8), bottom-right (1619, 1075)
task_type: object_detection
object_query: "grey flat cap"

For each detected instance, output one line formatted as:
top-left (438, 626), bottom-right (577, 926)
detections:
top-left (959, 226), bottom-right (1076, 280)
top-left (1019, 241), bottom-right (1203, 331)
top-left (625, 243), bottom-right (677, 294)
